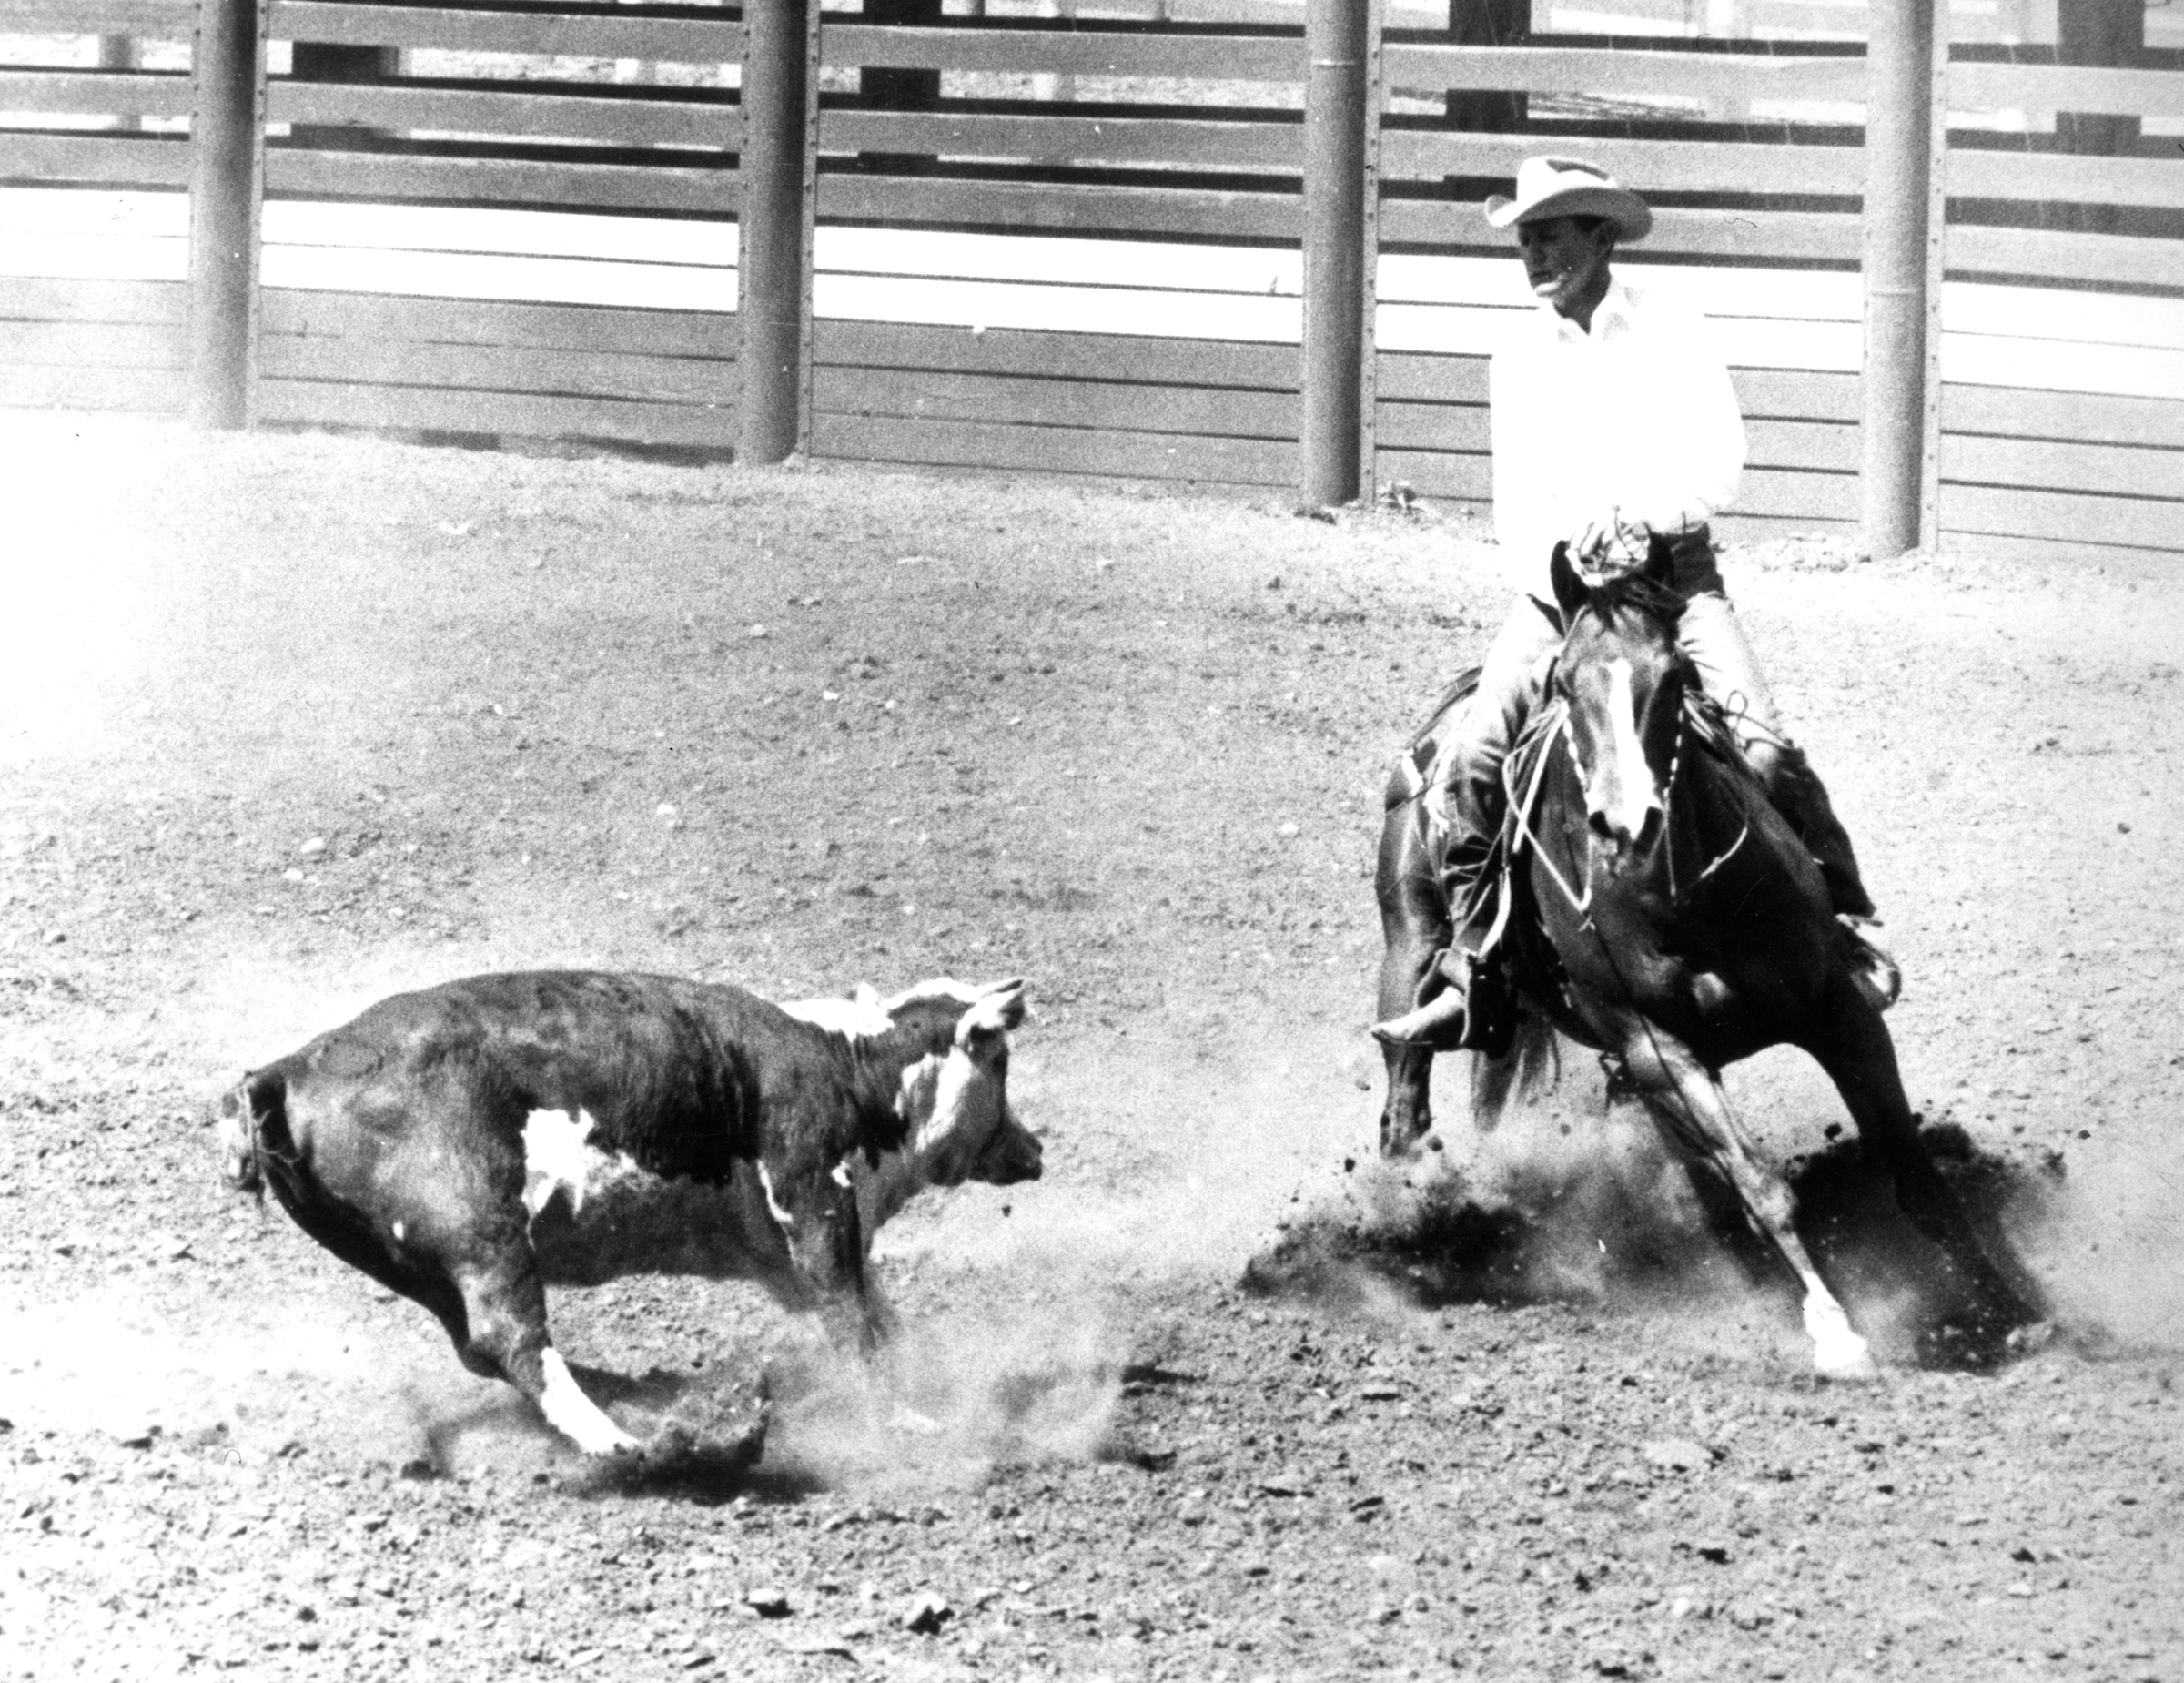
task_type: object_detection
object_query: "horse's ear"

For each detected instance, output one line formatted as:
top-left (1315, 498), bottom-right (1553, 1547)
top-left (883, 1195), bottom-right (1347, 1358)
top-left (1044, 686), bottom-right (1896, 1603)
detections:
top-left (1549, 541), bottom-right (1588, 622)
top-left (1643, 532), bottom-right (1674, 586)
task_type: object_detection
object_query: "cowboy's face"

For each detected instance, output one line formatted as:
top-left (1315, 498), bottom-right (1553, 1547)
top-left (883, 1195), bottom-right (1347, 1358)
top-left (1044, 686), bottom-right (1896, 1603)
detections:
top-left (1515, 216), bottom-right (1615, 317)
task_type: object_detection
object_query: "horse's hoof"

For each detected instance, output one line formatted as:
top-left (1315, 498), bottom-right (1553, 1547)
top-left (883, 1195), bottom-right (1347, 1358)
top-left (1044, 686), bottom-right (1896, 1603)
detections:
top-left (1805, 1301), bottom-right (1878, 1381)
top-left (1815, 1341), bottom-right (1879, 1383)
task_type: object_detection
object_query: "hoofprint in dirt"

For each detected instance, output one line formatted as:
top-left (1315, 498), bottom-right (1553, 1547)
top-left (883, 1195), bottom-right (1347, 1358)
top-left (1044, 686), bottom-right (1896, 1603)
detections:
top-left (0, 415), bottom-right (2179, 1681)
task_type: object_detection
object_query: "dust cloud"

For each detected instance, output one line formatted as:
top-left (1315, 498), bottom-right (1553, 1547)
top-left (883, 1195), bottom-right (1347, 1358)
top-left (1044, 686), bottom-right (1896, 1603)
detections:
top-left (763, 1305), bottom-right (1126, 1497)
top-left (2021, 1141), bottom-right (2184, 1354)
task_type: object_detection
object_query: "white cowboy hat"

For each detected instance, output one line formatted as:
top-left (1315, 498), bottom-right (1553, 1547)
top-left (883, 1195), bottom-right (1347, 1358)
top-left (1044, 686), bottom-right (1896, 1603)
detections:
top-left (1483, 156), bottom-right (1653, 242)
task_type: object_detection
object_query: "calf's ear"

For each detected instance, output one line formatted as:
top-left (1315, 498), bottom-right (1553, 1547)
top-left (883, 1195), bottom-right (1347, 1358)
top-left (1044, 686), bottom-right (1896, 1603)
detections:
top-left (978, 980), bottom-right (1029, 1029)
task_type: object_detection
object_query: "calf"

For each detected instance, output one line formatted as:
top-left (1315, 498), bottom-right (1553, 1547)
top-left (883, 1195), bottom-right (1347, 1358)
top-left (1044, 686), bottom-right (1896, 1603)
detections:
top-left (219, 970), bottom-right (1031, 1455)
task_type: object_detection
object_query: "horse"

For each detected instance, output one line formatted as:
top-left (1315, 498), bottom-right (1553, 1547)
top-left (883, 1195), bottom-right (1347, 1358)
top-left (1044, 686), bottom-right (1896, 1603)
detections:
top-left (1373, 539), bottom-right (2048, 1377)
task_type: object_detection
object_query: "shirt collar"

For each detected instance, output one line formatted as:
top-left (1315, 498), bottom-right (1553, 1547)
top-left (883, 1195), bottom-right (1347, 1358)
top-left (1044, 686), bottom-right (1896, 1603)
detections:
top-left (1540, 277), bottom-right (1639, 344)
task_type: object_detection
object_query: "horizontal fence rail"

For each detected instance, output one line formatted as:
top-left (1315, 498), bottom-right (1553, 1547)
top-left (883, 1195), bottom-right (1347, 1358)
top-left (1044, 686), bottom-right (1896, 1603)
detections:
top-left (0, 2), bottom-right (2179, 565)
top-left (804, 10), bottom-right (1310, 491)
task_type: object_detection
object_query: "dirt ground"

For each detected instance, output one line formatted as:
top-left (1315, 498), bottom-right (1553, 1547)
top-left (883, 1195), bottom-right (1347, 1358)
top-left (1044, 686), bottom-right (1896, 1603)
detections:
top-left (1, 416), bottom-right (2179, 1683)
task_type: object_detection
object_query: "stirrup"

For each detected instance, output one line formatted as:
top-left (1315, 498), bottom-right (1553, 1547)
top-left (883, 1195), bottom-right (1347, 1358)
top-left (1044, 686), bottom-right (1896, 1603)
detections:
top-left (1838, 914), bottom-right (1901, 1012)
top-left (1371, 954), bottom-right (1518, 1057)
top-left (1372, 986), bottom-right (1472, 1051)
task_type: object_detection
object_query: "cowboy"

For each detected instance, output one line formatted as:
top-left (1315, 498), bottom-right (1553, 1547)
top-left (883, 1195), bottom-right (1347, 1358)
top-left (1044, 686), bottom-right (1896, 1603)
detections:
top-left (1377, 156), bottom-right (1893, 1051)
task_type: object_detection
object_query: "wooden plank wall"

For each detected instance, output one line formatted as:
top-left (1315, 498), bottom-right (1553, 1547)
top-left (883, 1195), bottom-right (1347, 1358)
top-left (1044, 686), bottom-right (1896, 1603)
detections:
top-left (4, 5), bottom-right (2179, 569)
top-left (1375, 39), bottom-right (1872, 544)
top-left (0, 0), bottom-right (197, 414)
top-left (255, 0), bottom-right (744, 444)
top-left (807, 17), bottom-right (1308, 490)
top-left (1, 1), bottom-right (746, 441)
top-left (1936, 58), bottom-right (2184, 568)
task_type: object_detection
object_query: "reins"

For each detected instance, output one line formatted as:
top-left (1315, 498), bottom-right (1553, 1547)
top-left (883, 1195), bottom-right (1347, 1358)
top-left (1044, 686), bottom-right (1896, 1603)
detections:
top-left (1512, 634), bottom-right (1749, 920)
top-left (1507, 705), bottom-right (1592, 916)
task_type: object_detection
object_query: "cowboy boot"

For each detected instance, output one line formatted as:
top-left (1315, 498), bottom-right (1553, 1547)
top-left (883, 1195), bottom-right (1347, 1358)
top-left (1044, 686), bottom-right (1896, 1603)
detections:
top-left (1371, 844), bottom-right (1520, 1056)
top-left (1748, 741), bottom-right (1900, 1009)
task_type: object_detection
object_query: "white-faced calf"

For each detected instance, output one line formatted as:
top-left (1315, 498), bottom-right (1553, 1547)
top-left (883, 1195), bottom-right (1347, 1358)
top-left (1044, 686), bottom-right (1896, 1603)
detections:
top-left (220, 971), bottom-right (1032, 1455)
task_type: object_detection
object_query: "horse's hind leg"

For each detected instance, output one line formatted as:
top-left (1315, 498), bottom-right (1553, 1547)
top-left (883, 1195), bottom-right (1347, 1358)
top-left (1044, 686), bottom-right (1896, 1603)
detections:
top-left (1624, 1029), bottom-right (1876, 1380)
top-left (1805, 974), bottom-right (2050, 1336)
top-left (1375, 806), bottom-right (1450, 1159)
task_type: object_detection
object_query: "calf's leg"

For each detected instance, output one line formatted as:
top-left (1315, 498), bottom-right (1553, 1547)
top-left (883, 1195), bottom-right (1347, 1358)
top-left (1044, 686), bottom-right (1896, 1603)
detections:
top-left (448, 1245), bottom-right (639, 1455)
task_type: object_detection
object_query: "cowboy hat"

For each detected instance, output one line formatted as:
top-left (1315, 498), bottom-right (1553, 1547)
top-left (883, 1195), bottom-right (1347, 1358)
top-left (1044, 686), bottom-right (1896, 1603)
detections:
top-left (1483, 156), bottom-right (1653, 242)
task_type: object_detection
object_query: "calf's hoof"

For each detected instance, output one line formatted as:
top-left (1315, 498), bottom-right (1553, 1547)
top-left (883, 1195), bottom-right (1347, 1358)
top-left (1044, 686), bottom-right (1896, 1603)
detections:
top-left (537, 1349), bottom-right (642, 1455)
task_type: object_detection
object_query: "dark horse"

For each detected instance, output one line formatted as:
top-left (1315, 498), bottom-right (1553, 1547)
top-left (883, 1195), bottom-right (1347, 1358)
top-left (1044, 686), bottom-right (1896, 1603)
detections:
top-left (1374, 540), bottom-right (2048, 1376)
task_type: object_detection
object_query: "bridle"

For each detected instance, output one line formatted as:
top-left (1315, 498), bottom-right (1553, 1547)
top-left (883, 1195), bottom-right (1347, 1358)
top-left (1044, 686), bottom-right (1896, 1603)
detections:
top-left (1515, 605), bottom-right (1748, 916)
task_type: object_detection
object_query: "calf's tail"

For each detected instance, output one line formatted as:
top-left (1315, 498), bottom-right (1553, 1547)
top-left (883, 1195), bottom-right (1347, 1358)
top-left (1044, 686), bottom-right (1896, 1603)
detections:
top-left (217, 1070), bottom-right (288, 1199)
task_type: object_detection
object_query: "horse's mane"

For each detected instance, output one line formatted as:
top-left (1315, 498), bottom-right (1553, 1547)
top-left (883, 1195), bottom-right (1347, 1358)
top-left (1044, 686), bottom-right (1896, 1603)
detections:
top-left (1575, 567), bottom-right (1685, 634)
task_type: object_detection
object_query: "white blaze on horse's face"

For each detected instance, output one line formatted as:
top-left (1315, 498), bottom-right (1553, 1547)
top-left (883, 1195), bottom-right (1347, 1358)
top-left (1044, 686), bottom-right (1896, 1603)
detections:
top-left (1586, 656), bottom-right (1664, 861)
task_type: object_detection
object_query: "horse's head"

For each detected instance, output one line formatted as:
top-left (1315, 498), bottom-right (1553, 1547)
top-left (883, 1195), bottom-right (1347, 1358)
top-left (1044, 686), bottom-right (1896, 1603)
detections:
top-left (1548, 535), bottom-right (1689, 868)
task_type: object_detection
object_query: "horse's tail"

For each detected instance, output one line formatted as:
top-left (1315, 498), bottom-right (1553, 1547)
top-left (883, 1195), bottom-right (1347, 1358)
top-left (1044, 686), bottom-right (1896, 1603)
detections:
top-left (1467, 1014), bottom-right (1559, 1131)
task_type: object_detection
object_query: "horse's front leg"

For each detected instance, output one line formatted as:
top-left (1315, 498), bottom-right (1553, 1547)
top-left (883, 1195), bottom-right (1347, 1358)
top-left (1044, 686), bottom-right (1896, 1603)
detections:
top-left (1804, 970), bottom-right (2051, 1338)
top-left (1622, 1026), bottom-right (1876, 1381)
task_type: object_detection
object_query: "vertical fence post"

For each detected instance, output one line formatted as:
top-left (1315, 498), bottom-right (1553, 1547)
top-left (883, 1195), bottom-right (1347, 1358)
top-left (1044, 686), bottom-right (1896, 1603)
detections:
top-left (740, 0), bottom-right (810, 465)
top-left (1301, 0), bottom-right (1367, 508)
top-left (187, 0), bottom-right (263, 430)
top-left (1445, 0), bottom-right (1524, 134)
top-left (1859, 0), bottom-right (1936, 560)
top-left (1356, 0), bottom-right (1383, 501)
top-left (99, 35), bottom-right (139, 134)
top-left (858, 0), bottom-right (941, 173)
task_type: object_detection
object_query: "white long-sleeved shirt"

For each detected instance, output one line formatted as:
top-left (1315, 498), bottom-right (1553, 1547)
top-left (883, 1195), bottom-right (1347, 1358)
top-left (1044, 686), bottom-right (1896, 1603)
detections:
top-left (1489, 277), bottom-right (1746, 595)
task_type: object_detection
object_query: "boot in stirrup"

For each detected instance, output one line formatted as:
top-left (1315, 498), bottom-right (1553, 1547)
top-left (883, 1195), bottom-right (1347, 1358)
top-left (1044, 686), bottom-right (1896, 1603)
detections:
top-left (1838, 915), bottom-right (1901, 1013)
top-left (1757, 744), bottom-right (1899, 1011)
top-left (1372, 947), bottom-right (1519, 1057)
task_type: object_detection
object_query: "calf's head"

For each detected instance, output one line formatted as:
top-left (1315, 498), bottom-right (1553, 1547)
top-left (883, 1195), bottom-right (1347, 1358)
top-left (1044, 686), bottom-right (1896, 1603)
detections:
top-left (789, 976), bottom-right (1039, 1193)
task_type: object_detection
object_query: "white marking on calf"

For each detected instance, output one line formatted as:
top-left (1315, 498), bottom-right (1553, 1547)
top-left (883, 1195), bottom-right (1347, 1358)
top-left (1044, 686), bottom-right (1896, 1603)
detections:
top-left (782, 984), bottom-right (889, 1039)
top-left (538, 1347), bottom-right (640, 1455)
top-left (523, 1108), bottom-right (599, 1218)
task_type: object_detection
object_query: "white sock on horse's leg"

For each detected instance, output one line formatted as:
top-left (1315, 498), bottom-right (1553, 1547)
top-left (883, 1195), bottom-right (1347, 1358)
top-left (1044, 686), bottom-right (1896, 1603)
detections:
top-left (1634, 1036), bottom-right (1877, 1381)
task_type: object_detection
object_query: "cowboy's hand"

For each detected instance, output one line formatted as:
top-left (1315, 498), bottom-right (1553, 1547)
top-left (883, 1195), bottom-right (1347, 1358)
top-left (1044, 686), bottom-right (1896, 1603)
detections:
top-left (1567, 510), bottom-right (1652, 573)
top-left (1564, 510), bottom-right (1622, 567)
